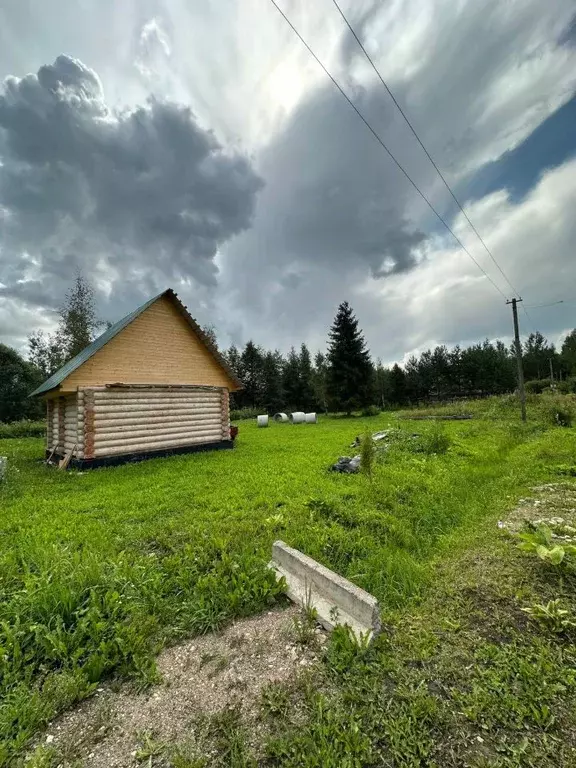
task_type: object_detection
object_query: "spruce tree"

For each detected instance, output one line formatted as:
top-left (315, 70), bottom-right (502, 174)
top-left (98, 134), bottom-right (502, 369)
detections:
top-left (224, 345), bottom-right (241, 377)
top-left (262, 351), bottom-right (284, 412)
top-left (282, 347), bottom-right (302, 409)
top-left (389, 363), bottom-right (407, 405)
top-left (326, 301), bottom-right (373, 414)
top-left (298, 343), bottom-right (315, 411)
top-left (312, 351), bottom-right (328, 412)
top-left (239, 341), bottom-right (265, 408)
top-left (561, 330), bottom-right (576, 375)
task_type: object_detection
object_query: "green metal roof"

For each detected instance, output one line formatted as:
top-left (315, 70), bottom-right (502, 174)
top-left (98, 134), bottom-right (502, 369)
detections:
top-left (30, 291), bottom-right (165, 397)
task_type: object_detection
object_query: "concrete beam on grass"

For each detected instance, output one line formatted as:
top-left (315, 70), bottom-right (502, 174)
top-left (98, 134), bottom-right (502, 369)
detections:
top-left (269, 540), bottom-right (381, 642)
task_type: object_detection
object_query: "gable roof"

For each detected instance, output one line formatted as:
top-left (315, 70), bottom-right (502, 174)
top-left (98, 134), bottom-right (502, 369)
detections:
top-left (30, 289), bottom-right (242, 397)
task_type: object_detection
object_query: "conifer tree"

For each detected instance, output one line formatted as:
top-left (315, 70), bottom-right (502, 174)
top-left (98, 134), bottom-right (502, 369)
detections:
top-left (326, 301), bottom-right (372, 413)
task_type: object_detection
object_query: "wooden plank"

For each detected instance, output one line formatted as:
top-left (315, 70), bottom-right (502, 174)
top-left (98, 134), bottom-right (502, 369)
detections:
top-left (46, 445), bottom-right (58, 465)
top-left (58, 445), bottom-right (76, 470)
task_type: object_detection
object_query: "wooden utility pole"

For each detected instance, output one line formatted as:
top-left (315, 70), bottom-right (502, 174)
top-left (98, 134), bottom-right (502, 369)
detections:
top-left (507, 298), bottom-right (526, 422)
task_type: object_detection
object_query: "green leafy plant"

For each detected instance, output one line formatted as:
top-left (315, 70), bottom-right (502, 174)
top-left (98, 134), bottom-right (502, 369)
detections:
top-left (522, 600), bottom-right (576, 634)
top-left (517, 523), bottom-right (576, 565)
top-left (135, 730), bottom-right (165, 763)
top-left (554, 465), bottom-right (576, 477)
top-left (261, 681), bottom-right (291, 718)
top-left (293, 583), bottom-right (318, 646)
top-left (413, 423), bottom-right (452, 455)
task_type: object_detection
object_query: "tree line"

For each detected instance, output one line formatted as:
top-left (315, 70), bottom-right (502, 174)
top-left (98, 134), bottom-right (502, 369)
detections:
top-left (225, 328), bottom-right (576, 414)
top-left (2, 274), bottom-right (576, 423)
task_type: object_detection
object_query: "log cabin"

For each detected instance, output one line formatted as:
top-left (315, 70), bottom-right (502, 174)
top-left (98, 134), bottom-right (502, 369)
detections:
top-left (30, 289), bottom-right (242, 468)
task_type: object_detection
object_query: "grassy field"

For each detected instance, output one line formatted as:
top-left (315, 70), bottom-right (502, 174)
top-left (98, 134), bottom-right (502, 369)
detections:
top-left (2, 395), bottom-right (576, 765)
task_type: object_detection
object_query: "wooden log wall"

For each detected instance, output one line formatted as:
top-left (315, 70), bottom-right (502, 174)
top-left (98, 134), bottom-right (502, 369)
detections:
top-left (45, 395), bottom-right (78, 455)
top-left (64, 396), bottom-right (78, 454)
top-left (57, 398), bottom-right (66, 454)
top-left (46, 400), bottom-right (54, 450)
top-left (52, 399), bottom-right (60, 451)
top-left (78, 386), bottom-right (229, 458)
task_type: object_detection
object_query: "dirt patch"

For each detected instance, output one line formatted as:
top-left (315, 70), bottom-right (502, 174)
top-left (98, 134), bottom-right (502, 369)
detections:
top-left (498, 482), bottom-right (576, 533)
top-left (37, 605), bottom-right (325, 767)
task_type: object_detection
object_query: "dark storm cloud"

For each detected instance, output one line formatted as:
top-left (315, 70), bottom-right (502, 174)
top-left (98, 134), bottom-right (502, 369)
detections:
top-left (217, 79), bottom-right (428, 351)
top-left (0, 54), bottom-right (263, 300)
top-left (231, 83), bottom-right (426, 282)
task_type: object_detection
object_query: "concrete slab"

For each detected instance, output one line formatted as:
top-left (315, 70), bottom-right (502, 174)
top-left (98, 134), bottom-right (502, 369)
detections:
top-left (269, 540), bottom-right (381, 642)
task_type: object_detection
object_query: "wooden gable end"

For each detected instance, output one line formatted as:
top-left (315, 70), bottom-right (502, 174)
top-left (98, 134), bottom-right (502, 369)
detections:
top-left (61, 295), bottom-right (238, 392)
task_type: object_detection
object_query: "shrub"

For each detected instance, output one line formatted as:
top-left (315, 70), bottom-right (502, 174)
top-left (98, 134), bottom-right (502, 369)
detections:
top-left (361, 405), bottom-right (381, 417)
top-left (0, 420), bottom-right (46, 439)
top-left (525, 379), bottom-right (553, 394)
top-left (554, 408), bottom-right (573, 427)
top-left (417, 424), bottom-right (452, 455)
top-left (230, 407), bottom-right (261, 422)
top-left (544, 400), bottom-right (573, 427)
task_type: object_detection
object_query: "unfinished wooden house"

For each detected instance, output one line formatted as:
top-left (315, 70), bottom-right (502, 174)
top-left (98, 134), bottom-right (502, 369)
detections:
top-left (30, 289), bottom-right (242, 468)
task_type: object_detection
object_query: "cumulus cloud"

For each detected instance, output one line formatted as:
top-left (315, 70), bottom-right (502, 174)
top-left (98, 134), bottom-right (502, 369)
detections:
top-left (0, 54), bottom-right (262, 311)
top-left (134, 16), bottom-right (176, 96)
top-left (355, 156), bottom-right (576, 363)
top-left (212, 0), bottom-right (576, 354)
top-left (1, 0), bottom-right (576, 358)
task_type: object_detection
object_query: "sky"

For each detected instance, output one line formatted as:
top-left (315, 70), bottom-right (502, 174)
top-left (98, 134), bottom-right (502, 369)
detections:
top-left (0, 0), bottom-right (575, 365)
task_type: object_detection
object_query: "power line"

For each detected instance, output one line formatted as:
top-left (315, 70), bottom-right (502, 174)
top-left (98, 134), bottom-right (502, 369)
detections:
top-left (266, 0), bottom-right (509, 301)
top-left (525, 299), bottom-right (576, 309)
top-left (521, 303), bottom-right (537, 334)
top-left (329, 0), bottom-right (521, 300)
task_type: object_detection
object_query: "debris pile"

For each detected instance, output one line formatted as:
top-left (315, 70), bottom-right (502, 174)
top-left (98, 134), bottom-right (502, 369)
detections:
top-left (331, 428), bottom-right (421, 473)
top-left (330, 455), bottom-right (361, 474)
top-left (350, 429), bottom-right (395, 448)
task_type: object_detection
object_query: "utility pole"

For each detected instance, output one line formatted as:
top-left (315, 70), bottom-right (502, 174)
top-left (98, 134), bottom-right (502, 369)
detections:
top-left (507, 298), bottom-right (526, 422)
top-left (549, 357), bottom-right (554, 382)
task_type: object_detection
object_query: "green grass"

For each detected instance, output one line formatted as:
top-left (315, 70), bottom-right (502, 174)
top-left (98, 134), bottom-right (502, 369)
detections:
top-left (2, 397), bottom-right (576, 765)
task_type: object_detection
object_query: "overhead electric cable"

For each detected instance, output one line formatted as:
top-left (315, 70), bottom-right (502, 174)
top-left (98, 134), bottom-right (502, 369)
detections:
top-left (525, 299), bottom-right (576, 309)
top-left (329, 0), bottom-right (521, 300)
top-left (267, 0), bottom-right (509, 300)
top-left (520, 304), bottom-right (537, 334)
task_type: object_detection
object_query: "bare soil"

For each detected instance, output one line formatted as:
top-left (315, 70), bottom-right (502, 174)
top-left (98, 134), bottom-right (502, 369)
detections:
top-left (37, 605), bottom-right (325, 767)
top-left (500, 482), bottom-right (576, 532)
